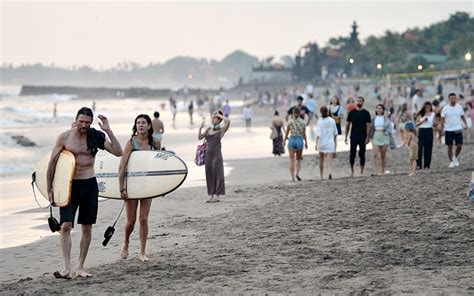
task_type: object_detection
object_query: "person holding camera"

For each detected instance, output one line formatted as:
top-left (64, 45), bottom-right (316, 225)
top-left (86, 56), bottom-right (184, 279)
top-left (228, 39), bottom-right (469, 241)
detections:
top-left (119, 114), bottom-right (161, 262)
top-left (198, 110), bottom-right (231, 203)
top-left (46, 107), bottom-right (122, 279)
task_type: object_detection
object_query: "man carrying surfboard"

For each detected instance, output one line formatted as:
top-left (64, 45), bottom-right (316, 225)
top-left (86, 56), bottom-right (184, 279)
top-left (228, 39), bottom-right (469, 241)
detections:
top-left (46, 107), bottom-right (122, 279)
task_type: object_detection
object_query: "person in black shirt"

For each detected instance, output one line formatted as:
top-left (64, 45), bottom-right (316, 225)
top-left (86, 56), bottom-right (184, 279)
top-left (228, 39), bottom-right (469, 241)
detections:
top-left (286, 95), bottom-right (311, 125)
top-left (345, 96), bottom-right (371, 177)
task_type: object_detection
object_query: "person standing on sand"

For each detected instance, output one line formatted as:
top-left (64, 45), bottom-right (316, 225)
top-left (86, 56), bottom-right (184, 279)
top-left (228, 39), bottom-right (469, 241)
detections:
top-left (315, 106), bottom-right (338, 180)
top-left (284, 107), bottom-right (308, 181)
top-left (345, 96), bottom-right (371, 177)
top-left (415, 101), bottom-right (435, 170)
top-left (270, 110), bottom-right (285, 156)
top-left (369, 104), bottom-right (392, 175)
top-left (286, 95), bottom-right (311, 125)
top-left (404, 122), bottom-right (418, 176)
top-left (52, 102), bottom-right (58, 123)
top-left (198, 110), bottom-right (230, 203)
top-left (119, 114), bottom-right (161, 262)
top-left (243, 104), bottom-right (253, 132)
top-left (223, 100), bottom-right (231, 118)
top-left (188, 101), bottom-right (194, 125)
top-left (46, 107), bottom-right (122, 279)
top-left (152, 111), bottom-right (164, 142)
top-left (440, 93), bottom-right (468, 168)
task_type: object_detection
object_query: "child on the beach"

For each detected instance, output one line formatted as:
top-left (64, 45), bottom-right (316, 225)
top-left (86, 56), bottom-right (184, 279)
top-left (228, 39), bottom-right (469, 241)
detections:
top-left (404, 122), bottom-right (418, 176)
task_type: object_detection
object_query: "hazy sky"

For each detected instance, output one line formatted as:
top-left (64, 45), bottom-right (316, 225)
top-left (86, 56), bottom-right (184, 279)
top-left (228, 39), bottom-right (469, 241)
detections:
top-left (1, 1), bottom-right (472, 69)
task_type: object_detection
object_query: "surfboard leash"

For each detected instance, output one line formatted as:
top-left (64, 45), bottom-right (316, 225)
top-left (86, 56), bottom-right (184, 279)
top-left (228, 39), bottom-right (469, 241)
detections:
top-left (113, 201), bottom-right (126, 228)
top-left (31, 150), bottom-right (63, 209)
top-left (31, 172), bottom-right (50, 209)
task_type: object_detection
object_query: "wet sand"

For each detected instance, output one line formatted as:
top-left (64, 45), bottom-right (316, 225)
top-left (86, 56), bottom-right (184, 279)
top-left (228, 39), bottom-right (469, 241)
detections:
top-left (1, 140), bottom-right (473, 294)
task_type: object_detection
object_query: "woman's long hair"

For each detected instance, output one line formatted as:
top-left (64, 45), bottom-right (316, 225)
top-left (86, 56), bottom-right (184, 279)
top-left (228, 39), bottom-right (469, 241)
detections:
top-left (375, 104), bottom-right (385, 116)
top-left (330, 96), bottom-right (340, 106)
top-left (132, 114), bottom-right (155, 148)
top-left (415, 101), bottom-right (432, 119)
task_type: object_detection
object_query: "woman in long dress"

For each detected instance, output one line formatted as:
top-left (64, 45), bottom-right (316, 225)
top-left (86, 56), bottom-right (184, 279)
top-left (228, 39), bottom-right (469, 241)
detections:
top-left (119, 114), bottom-right (161, 262)
top-left (198, 110), bottom-right (230, 203)
top-left (271, 110), bottom-right (285, 156)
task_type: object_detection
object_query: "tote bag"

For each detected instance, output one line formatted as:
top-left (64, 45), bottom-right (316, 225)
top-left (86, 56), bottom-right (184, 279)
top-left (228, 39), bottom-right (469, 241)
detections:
top-left (194, 141), bottom-right (206, 166)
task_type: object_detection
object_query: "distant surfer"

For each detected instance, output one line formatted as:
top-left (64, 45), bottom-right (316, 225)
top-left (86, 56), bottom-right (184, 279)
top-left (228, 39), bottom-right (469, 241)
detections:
top-left (46, 107), bottom-right (122, 279)
top-left (118, 114), bottom-right (161, 262)
top-left (52, 102), bottom-right (58, 123)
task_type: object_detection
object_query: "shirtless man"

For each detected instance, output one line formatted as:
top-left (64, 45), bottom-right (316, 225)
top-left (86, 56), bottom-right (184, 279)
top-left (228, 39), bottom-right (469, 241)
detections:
top-left (47, 107), bottom-right (122, 279)
top-left (152, 111), bottom-right (164, 142)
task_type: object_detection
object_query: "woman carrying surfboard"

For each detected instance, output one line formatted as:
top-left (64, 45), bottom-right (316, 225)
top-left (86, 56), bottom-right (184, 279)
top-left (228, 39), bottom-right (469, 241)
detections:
top-left (119, 114), bottom-right (161, 262)
top-left (198, 110), bottom-right (230, 203)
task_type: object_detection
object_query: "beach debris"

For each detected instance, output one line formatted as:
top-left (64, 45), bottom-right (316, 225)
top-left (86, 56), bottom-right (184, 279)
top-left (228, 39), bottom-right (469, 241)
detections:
top-left (11, 135), bottom-right (37, 147)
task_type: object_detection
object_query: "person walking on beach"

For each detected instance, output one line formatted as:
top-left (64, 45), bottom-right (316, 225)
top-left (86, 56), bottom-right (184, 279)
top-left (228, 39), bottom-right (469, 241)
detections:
top-left (51, 102), bottom-right (58, 123)
top-left (284, 107), bottom-right (308, 181)
top-left (415, 102), bottom-right (435, 169)
top-left (329, 96), bottom-right (344, 156)
top-left (188, 100), bottom-right (194, 125)
top-left (152, 111), bottom-right (164, 142)
top-left (119, 114), bottom-right (161, 262)
top-left (345, 96), bottom-right (371, 177)
top-left (315, 106), bottom-right (338, 180)
top-left (170, 99), bottom-right (177, 128)
top-left (440, 93), bottom-right (468, 168)
top-left (405, 122), bottom-right (418, 176)
top-left (270, 110), bottom-right (285, 156)
top-left (396, 103), bottom-right (412, 145)
top-left (198, 110), bottom-right (230, 203)
top-left (369, 104), bottom-right (392, 175)
top-left (243, 104), bottom-right (253, 132)
top-left (46, 107), bottom-right (122, 279)
top-left (223, 100), bottom-right (231, 118)
top-left (286, 95), bottom-right (311, 125)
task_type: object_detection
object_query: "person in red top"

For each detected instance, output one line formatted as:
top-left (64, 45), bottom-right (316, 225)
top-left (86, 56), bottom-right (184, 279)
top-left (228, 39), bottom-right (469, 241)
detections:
top-left (346, 97), bottom-right (356, 113)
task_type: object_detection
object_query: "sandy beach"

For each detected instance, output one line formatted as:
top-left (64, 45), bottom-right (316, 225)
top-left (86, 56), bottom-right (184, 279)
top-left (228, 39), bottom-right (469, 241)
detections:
top-left (1, 137), bottom-right (473, 294)
top-left (1, 83), bottom-right (473, 294)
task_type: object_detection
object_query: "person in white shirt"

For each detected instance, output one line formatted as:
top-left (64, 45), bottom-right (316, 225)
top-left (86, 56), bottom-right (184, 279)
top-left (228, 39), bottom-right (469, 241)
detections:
top-left (242, 105), bottom-right (253, 132)
top-left (315, 106), bottom-right (338, 180)
top-left (440, 93), bottom-right (468, 168)
top-left (415, 101), bottom-right (435, 169)
top-left (411, 89), bottom-right (421, 117)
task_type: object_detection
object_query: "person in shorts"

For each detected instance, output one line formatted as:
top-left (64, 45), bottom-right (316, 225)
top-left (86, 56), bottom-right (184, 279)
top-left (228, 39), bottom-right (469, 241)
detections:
top-left (440, 93), bottom-right (468, 168)
top-left (284, 107), bottom-right (308, 181)
top-left (47, 107), bottom-right (122, 279)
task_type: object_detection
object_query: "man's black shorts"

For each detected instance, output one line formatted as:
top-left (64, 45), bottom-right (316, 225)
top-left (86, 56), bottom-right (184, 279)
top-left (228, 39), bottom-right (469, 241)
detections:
top-left (60, 178), bottom-right (99, 227)
top-left (445, 130), bottom-right (463, 146)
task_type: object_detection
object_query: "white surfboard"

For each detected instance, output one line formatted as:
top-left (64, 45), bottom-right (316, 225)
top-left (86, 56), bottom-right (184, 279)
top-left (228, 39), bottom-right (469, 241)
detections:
top-left (33, 150), bottom-right (76, 207)
top-left (95, 151), bottom-right (188, 199)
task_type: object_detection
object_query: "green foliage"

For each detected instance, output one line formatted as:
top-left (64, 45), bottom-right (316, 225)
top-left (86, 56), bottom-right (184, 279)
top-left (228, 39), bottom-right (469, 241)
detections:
top-left (321, 11), bottom-right (473, 77)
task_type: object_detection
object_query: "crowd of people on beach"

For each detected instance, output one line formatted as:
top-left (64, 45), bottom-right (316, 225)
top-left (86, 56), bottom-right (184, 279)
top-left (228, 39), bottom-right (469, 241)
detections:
top-left (43, 77), bottom-right (471, 281)
top-left (265, 80), bottom-right (471, 179)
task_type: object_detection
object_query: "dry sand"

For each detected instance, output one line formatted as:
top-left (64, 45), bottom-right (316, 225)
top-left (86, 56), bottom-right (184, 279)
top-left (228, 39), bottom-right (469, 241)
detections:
top-left (1, 139), bottom-right (473, 294)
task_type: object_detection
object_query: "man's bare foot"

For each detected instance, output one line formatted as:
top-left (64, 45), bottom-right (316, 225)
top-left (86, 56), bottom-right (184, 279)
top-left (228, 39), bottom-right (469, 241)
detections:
top-left (75, 268), bottom-right (92, 278)
top-left (121, 244), bottom-right (129, 259)
top-left (139, 254), bottom-right (150, 262)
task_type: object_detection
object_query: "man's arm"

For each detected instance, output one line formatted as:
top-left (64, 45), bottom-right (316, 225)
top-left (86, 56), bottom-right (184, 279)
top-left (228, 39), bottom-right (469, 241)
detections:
top-left (344, 116), bottom-right (351, 144)
top-left (461, 115), bottom-right (468, 129)
top-left (46, 133), bottom-right (67, 203)
top-left (365, 121), bottom-right (372, 144)
top-left (99, 115), bottom-right (122, 157)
